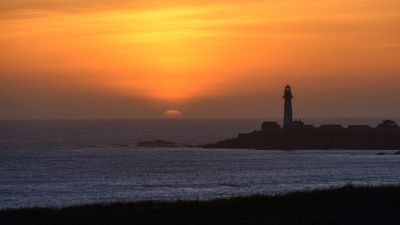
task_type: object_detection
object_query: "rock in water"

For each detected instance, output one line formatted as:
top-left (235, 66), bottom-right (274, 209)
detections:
top-left (137, 140), bottom-right (177, 148)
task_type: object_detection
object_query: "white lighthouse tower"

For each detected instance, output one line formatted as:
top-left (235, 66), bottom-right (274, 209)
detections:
top-left (283, 85), bottom-right (293, 128)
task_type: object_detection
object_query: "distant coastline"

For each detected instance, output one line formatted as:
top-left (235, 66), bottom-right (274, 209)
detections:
top-left (204, 123), bottom-right (400, 150)
top-left (204, 85), bottom-right (400, 150)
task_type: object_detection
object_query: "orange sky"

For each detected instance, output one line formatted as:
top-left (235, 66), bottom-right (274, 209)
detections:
top-left (0, 0), bottom-right (399, 119)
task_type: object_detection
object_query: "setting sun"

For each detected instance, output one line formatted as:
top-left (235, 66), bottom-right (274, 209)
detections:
top-left (163, 110), bottom-right (183, 119)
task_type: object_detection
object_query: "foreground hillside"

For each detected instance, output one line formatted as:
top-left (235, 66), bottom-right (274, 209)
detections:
top-left (1, 185), bottom-right (400, 225)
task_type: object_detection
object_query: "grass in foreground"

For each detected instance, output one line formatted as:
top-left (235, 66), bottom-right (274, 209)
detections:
top-left (1, 185), bottom-right (400, 225)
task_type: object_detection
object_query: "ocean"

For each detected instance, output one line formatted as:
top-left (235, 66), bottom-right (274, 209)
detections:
top-left (1, 119), bottom-right (400, 209)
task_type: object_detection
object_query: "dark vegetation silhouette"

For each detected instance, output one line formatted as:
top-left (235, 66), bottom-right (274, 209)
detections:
top-left (1, 185), bottom-right (400, 225)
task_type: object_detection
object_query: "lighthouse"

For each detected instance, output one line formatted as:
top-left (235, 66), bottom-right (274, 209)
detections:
top-left (283, 85), bottom-right (293, 128)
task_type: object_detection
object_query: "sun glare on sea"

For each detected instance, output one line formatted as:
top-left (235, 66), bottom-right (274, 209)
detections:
top-left (163, 110), bottom-right (183, 119)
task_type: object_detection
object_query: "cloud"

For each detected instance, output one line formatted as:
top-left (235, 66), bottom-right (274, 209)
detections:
top-left (0, 0), bottom-right (130, 12)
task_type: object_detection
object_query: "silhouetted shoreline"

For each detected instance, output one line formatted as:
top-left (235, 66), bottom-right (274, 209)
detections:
top-left (205, 85), bottom-right (400, 150)
top-left (1, 185), bottom-right (400, 225)
top-left (204, 122), bottom-right (400, 150)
